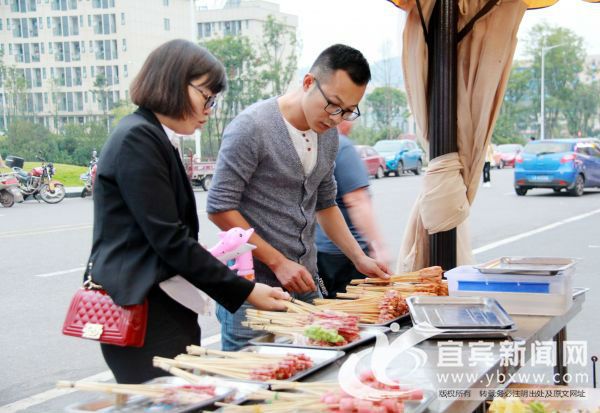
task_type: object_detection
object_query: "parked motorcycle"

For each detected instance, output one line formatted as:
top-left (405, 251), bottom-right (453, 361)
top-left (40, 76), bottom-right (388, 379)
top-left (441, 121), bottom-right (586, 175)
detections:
top-left (12, 157), bottom-right (66, 204)
top-left (80, 151), bottom-right (98, 198)
top-left (0, 173), bottom-right (23, 207)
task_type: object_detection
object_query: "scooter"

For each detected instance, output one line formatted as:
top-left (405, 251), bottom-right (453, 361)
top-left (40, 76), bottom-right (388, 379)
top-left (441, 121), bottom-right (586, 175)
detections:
top-left (0, 173), bottom-right (24, 207)
top-left (80, 151), bottom-right (98, 198)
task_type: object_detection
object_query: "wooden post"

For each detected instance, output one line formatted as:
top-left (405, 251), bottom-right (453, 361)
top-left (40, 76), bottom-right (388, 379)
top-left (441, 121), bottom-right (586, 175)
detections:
top-left (427, 0), bottom-right (458, 270)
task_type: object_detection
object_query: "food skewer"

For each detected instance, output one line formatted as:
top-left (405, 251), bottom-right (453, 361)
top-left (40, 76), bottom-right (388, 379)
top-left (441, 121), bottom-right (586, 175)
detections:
top-left (56, 380), bottom-right (218, 405)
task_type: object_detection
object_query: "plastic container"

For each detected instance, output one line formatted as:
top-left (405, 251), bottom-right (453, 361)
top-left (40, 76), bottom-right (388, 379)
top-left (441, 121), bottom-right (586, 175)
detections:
top-left (5, 155), bottom-right (24, 169)
top-left (446, 265), bottom-right (573, 316)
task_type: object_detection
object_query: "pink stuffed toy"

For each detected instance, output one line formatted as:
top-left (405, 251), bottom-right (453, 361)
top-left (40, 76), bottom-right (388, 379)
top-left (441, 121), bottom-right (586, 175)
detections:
top-left (208, 227), bottom-right (256, 281)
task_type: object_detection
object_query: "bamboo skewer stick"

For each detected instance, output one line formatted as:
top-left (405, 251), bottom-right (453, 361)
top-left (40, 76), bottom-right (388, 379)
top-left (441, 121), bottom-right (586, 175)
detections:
top-left (186, 345), bottom-right (283, 359)
top-left (350, 266), bottom-right (443, 285)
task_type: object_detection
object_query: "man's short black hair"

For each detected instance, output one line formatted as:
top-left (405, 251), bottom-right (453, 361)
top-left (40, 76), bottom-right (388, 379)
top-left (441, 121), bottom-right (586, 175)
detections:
top-left (309, 44), bottom-right (371, 86)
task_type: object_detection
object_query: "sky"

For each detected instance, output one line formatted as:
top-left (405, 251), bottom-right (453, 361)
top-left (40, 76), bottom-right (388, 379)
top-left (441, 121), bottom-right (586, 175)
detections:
top-left (269, 0), bottom-right (600, 68)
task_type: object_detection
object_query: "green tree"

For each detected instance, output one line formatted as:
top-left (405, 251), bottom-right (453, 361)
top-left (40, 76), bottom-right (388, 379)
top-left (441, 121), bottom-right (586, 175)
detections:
top-left (201, 35), bottom-right (263, 157)
top-left (111, 100), bottom-right (137, 129)
top-left (0, 119), bottom-right (57, 161)
top-left (526, 23), bottom-right (586, 139)
top-left (259, 15), bottom-right (298, 97)
top-left (2, 66), bottom-right (28, 122)
top-left (92, 73), bottom-right (112, 133)
top-left (53, 120), bottom-right (108, 165)
top-left (366, 86), bottom-right (408, 139)
top-left (563, 81), bottom-right (600, 137)
top-left (493, 64), bottom-right (534, 144)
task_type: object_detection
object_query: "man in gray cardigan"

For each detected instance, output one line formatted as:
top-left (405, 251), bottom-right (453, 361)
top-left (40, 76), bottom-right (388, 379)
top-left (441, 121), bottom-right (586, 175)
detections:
top-left (207, 44), bottom-right (390, 350)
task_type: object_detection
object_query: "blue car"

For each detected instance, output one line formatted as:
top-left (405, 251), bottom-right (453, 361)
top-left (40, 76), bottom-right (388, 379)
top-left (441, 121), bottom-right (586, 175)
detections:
top-left (373, 139), bottom-right (424, 177)
top-left (514, 138), bottom-right (600, 196)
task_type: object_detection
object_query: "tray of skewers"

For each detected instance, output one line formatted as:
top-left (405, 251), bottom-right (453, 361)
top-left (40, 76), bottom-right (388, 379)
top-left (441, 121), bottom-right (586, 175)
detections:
top-left (310, 266), bottom-right (449, 327)
top-left (243, 299), bottom-right (389, 350)
top-left (152, 344), bottom-right (336, 382)
top-left (214, 372), bottom-right (435, 413)
top-left (60, 376), bottom-right (238, 412)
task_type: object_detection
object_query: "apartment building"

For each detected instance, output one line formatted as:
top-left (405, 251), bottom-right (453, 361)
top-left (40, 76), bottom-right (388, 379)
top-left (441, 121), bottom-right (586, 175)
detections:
top-left (0, 0), bottom-right (194, 131)
top-left (195, 0), bottom-right (298, 56)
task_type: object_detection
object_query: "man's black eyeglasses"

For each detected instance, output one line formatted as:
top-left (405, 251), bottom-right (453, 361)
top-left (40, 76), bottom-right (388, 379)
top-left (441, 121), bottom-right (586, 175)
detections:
top-left (189, 83), bottom-right (218, 110)
top-left (313, 77), bottom-right (361, 121)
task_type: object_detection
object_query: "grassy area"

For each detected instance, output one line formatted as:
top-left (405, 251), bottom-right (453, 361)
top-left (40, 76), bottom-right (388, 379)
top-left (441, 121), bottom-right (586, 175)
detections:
top-left (0, 162), bottom-right (87, 187)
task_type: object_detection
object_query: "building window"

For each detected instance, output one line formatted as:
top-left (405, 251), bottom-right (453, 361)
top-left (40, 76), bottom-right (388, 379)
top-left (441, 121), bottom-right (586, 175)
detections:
top-left (121, 38), bottom-right (126, 51)
top-left (198, 22), bottom-right (212, 38)
top-left (46, 16), bottom-right (51, 29)
top-left (0, 19), bottom-right (3, 31)
top-left (87, 14), bottom-right (91, 27)
top-left (93, 14), bottom-right (116, 34)
top-left (120, 12), bottom-right (125, 25)
top-left (92, 0), bottom-right (114, 8)
top-left (163, 0), bottom-right (169, 5)
top-left (11, 0), bottom-right (37, 12)
top-left (123, 64), bottom-right (127, 77)
top-left (95, 39), bottom-right (117, 60)
top-left (163, 18), bottom-right (170, 31)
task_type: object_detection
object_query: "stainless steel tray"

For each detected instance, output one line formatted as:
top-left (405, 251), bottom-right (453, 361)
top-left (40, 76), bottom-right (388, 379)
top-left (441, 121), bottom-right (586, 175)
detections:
top-left (64, 376), bottom-right (235, 413)
top-left (573, 287), bottom-right (589, 299)
top-left (406, 296), bottom-right (515, 329)
top-left (360, 312), bottom-right (411, 327)
top-left (249, 326), bottom-right (389, 351)
top-left (423, 326), bottom-right (518, 339)
top-left (474, 256), bottom-right (576, 275)
top-left (239, 345), bottom-right (345, 381)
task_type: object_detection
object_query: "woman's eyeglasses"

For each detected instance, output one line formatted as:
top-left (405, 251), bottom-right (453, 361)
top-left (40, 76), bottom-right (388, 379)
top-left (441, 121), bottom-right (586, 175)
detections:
top-left (189, 83), bottom-right (218, 110)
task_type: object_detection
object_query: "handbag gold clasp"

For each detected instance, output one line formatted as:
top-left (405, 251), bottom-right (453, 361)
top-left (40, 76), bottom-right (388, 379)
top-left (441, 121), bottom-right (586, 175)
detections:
top-left (83, 262), bottom-right (103, 290)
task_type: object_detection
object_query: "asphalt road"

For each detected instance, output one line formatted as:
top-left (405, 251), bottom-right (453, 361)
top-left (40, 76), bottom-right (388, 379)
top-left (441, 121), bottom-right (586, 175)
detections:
top-left (1, 168), bottom-right (599, 411)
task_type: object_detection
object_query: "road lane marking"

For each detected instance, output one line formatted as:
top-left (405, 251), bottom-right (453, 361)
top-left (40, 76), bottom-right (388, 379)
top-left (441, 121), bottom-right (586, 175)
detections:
top-left (0, 224), bottom-right (92, 239)
top-left (0, 370), bottom-right (113, 413)
top-left (0, 333), bottom-right (222, 411)
top-left (32, 267), bottom-right (86, 278)
top-left (473, 207), bottom-right (600, 255)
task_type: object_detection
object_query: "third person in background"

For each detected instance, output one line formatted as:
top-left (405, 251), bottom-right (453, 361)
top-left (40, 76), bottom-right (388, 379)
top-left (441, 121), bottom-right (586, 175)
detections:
top-left (316, 120), bottom-right (390, 298)
top-left (483, 143), bottom-right (493, 187)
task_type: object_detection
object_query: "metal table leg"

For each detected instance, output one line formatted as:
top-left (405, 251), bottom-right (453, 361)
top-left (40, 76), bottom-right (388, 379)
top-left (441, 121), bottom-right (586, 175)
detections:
top-left (554, 327), bottom-right (567, 385)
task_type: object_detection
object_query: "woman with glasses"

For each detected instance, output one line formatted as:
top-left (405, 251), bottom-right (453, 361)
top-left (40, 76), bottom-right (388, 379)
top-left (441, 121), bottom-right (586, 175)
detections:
top-left (88, 39), bottom-right (289, 383)
top-left (207, 44), bottom-right (390, 351)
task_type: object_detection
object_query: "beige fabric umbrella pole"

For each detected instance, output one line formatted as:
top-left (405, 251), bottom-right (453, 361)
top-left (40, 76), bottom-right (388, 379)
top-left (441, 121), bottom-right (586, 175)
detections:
top-left (395, 0), bottom-right (527, 272)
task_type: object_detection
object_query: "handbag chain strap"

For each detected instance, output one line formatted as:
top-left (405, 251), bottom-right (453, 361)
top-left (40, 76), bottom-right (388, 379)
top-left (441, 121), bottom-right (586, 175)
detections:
top-left (82, 261), bottom-right (104, 290)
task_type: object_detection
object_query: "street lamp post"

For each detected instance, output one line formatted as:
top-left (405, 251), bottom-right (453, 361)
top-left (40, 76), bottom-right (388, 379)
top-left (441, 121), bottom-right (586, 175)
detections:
top-left (540, 42), bottom-right (567, 140)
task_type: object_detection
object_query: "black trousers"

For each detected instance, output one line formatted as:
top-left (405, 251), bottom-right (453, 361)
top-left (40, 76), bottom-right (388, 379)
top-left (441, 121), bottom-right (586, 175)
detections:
top-left (101, 286), bottom-right (200, 384)
top-left (317, 248), bottom-right (369, 298)
top-left (483, 161), bottom-right (491, 183)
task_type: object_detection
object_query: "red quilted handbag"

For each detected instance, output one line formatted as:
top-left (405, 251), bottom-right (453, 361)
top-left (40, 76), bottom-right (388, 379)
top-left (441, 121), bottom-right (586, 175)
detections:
top-left (62, 271), bottom-right (148, 348)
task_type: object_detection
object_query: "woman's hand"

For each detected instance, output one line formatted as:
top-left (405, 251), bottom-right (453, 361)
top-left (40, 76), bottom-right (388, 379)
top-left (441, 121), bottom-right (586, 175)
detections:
top-left (246, 283), bottom-right (291, 311)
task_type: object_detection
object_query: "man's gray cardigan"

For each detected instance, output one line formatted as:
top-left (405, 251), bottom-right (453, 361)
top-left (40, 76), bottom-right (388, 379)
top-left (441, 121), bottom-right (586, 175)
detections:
top-left (207, 97), bottom-right (339, 287)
